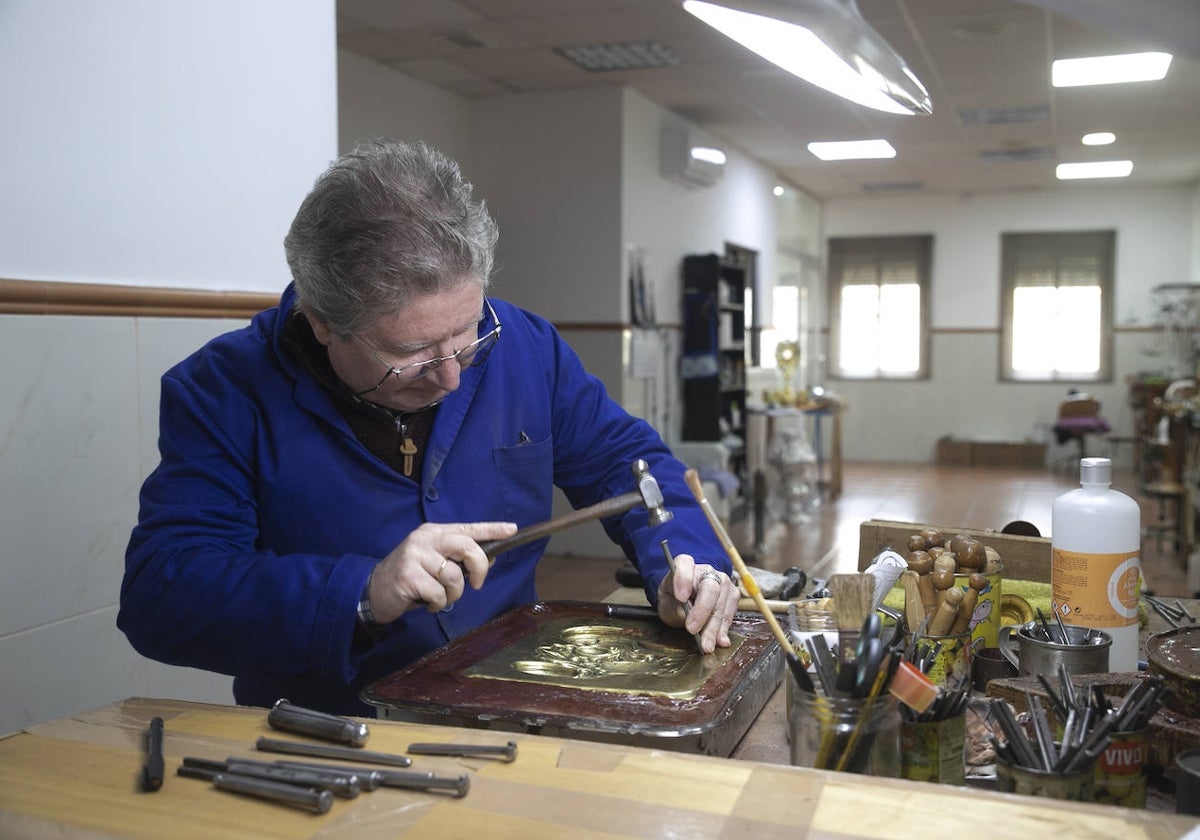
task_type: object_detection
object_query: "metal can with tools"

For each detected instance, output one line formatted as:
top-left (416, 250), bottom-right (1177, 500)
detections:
top-left (915, 629), bottom-right (974, 688)
top-left (995, 754), bottom-right (1095, 802)
top-left (1093, 726), bottom-right (1147, 808)
top-left (955, 563), bottom-right (1003, 648)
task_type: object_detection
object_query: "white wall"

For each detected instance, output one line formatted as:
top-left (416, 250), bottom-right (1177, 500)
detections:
top-left (823, 185), bottom-right (1197, 463)
top-left (470, 87), bottom-right (626, 324)
top-left (0, 1), bottom-right (337, 735)
top-left (0, 1), bottom-right (333, 293)
top-left (338, 48), bottom-right (473, 163)
top-left (1193, 185), bottom-right (1200, 285)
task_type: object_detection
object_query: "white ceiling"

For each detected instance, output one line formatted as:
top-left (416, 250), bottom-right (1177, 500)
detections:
top-left (336, 0), bottom-right (1200, 200)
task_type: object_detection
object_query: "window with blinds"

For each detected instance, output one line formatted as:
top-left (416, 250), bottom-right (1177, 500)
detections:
top-left (828, 235), bottom-right (932, 379)
top-left (1000, 231), bottom-right (1114, 382)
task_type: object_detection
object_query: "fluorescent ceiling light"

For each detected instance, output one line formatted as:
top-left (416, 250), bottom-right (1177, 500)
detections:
top-left (773, 185), bottom-right (785, 196)
top-left (807, 139), bottom-right (896, 161)
top-left (1052, 52), bottom-right (1171, 87)
top-left (690, 146), bottom-right (727, 165)
top-left (682, 0), bottom-right (931, 116)
top-left (1056, 160), bottom-right (1133, 180)
top-left (1081, 132), bottom-right (1116, 146)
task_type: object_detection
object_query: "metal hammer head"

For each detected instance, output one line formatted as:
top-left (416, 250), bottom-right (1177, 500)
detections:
top-left (631, 459), bottom-right (674, 526)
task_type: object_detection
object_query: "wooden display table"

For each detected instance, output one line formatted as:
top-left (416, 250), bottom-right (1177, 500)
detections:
top-left (1, 697), bottom-right (1191, 838)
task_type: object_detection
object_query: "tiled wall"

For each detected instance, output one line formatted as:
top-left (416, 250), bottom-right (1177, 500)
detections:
top-left (0, 313), bottom-right (245, 733)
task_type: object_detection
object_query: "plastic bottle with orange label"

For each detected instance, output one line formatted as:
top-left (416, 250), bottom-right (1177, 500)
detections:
top-left (1050, 457), bottom-right (1141, 672)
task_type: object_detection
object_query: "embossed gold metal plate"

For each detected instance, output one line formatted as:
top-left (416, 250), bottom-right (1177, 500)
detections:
top-left (363, 601), bottom-right (783, 756)
top-left (465, 619), bottom-right (743, 699)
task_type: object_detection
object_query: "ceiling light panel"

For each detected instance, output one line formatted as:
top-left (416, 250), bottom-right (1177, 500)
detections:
top-left (807, 139), bottom-right (897, 161)
top-left (1052, 52), bottom-right (1172, 87)
top-left (1082, 132), bottom-right (1116, 146)
top-left (1056, 160), bottom-right (1133, 179)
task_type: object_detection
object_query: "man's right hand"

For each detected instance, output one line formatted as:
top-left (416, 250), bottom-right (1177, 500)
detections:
top-left (367, 521), bottom-right (517, 621)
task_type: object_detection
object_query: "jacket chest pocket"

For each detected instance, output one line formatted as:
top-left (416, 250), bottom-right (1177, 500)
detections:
top-left (491, 435), bottom-right (553, 527)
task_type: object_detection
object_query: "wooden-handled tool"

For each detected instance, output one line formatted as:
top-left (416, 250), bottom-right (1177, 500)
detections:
top-left (928, 586), bottom-right (964, 636)
top-left (736, 596), bottom-right (805, 614)
top-left (950, 573), bottom-right (986, 636)
top-left (899, 570), bottom-right (926, 634)
top-left (684, 469), bottom-right (793, 653)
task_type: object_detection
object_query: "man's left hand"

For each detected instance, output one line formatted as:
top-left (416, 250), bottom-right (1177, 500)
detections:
top-left (656, 555), bottom-right (738, 653)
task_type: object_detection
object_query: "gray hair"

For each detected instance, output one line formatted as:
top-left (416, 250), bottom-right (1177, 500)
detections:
top-left (284, 139), bottom-right (499, 336)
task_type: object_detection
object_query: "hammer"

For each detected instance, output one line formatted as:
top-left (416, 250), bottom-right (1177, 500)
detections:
top-left (480, 459), bottom-right (674, 559)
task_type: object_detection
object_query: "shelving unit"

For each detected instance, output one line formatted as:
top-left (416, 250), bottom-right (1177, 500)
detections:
top-left (1151, 283), bottom-right (1200, 380)
top-left (681, 253), bottom-right (747, 454)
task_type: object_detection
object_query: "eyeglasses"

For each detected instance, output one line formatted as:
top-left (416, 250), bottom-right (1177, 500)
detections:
top-left (352, 298), bottom-right (501, 396)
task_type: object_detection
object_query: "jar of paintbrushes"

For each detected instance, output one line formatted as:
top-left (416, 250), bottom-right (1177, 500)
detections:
top-left (789, 689), bottom-right (902, 776)
top-left (785, 576), bottom-right (929, 777)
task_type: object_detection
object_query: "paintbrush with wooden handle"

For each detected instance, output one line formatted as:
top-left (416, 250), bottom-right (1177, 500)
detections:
top-left (830, 573), bottom-right (875, 690)
top-left (683, 469), bottom-right (793, 654)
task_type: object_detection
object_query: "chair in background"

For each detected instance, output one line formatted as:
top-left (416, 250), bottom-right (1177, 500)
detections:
top-left (1052, 392), bottom-right (1111, 469)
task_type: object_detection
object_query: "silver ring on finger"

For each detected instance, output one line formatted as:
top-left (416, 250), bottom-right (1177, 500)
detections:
top-left (698, 569), bottom-right (725, 587)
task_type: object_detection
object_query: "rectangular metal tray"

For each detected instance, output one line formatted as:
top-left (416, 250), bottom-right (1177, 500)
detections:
top-left (363, 601), bottom-right (782, 756)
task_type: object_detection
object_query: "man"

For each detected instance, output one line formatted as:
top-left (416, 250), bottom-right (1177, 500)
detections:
top-left (119, 139), bottom-right (737, 716)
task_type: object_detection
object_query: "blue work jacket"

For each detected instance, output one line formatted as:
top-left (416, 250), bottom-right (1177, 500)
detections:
top-left (119, 284), bottom-right (729, 715)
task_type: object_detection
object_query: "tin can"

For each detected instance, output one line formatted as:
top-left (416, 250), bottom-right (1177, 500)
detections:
top-left (955, 563), bottom-right (1003, 648)
top-left (919, 630), bottom-right (973, 689)
top-left (900, 714), bottom-right (965, 785)
top-left (1176, 749), bottom-right (1200, 816)
top-left (995, 755), bottom-right (1095, 802)
top-left (1093, 727), bottom-right (1147, 808)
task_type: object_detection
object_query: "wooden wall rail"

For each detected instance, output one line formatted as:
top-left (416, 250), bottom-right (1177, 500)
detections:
top-left (0, 279), bottom-right (277, 319)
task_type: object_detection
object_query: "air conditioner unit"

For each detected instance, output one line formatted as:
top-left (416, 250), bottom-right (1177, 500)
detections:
top-left (660, 127), bottom-right (726, 189)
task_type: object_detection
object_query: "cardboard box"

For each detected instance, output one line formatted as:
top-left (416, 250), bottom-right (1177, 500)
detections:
top-left (972, 441), bottom-right (1046, 468)
top-left (935, 437), bottom-right (972, 466)
top-left (857, 518), bottom-right (1052, 583)
top-left (935, 436), bottom-right (1046, 469)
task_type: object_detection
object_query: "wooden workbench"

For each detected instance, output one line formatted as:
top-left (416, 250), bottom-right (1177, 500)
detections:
top-left (0, 697), bottom-right (1193, 838)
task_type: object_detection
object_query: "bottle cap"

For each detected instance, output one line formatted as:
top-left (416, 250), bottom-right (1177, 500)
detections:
top-left (1080, 457), bottom-right (1111, 485)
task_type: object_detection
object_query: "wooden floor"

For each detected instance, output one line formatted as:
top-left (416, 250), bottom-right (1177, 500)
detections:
top-left (536, 461), bottom-right (1196, 602)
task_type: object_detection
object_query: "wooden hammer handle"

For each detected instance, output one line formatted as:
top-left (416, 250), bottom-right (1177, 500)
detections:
top-left (480, 491), bottom-right (642, 559)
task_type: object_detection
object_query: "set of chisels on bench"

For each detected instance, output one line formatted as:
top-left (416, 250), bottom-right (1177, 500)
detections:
top-left (141, 699), bottom-right (516, 814)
